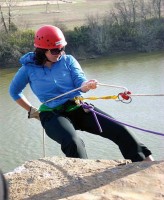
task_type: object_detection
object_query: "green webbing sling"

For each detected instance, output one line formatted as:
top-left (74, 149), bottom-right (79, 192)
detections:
top-left (39, 102), bottom-right (80, 113)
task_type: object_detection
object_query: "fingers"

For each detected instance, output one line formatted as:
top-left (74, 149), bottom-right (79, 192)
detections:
top-left (28, 106), bottom-right (40, 120)
top-left (81, 80), bottom-right (98, 92)
top-left (86, 80), bottom-right (98, 90)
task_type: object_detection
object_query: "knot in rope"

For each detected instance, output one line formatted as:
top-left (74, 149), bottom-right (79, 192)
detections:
top-left (81, 102), bottom-right (94, 110)
top-left (81, 102), bottom-right (103, 132)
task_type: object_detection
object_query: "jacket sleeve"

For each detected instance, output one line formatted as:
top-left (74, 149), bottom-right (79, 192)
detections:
top-left (68, 55), bottom-right (87, 88)
top-left (9, 65), bottom-right (29, 101)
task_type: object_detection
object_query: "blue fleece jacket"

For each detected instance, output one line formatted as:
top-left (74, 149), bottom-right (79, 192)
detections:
top-left (9, 52), bottom-right (87, 108)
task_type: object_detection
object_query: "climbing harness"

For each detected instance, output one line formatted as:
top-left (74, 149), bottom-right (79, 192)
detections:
top-left (42, 82), bottom-right (164, 135)
top-left (41, 82), bottom-right (164, 157)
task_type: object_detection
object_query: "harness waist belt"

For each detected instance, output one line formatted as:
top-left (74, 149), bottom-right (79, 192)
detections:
top-left (39, 100), bottom-right (80, 113)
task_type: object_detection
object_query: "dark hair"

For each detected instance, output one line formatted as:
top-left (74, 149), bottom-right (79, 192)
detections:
top-left (34, 48), bottom-right (48, 65)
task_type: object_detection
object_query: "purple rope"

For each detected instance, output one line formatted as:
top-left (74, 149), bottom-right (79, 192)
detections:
top-left (81, 102), bottom-right (102, 132)
top-left (81, 103), bottom-right (164, 137)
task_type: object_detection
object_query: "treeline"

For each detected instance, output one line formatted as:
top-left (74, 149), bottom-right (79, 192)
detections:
top-left (0, 0), bottom-right (164, 67)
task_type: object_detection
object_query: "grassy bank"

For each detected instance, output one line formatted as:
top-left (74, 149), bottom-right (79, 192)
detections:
top-left (0, 0), bottom-right (115, 30)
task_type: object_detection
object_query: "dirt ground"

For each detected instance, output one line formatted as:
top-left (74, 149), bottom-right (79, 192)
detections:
top-left (5, 157), bottom-right (164, 200)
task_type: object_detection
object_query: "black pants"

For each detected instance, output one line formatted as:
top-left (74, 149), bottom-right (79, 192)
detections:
top-left (40, 103), bottom-right (152, 162)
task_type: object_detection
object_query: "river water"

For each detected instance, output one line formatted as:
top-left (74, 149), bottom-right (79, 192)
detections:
top-left (0, 52), bottom-right (164, 173)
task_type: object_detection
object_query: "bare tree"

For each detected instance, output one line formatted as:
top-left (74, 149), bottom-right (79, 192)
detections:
top-left (46, 1), bottom-right (49, 13)
top-left (57, 0), bottom-right (60, 10)
top-left (113, 0), bottom-right (139, 25)
top-left (114, 0), bottom-right (131, 25)
top-left (130, 0), bottom-right (137, 24)
top-left (0, 5), bottom-right (8, 33)
top-left (152, 0), bottom-right (162, 18)
top-left (0, 0), bottom-right (18, 32)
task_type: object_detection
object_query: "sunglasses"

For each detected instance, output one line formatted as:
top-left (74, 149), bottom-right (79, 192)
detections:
top-left (49, 47), bottom-right (65, 55)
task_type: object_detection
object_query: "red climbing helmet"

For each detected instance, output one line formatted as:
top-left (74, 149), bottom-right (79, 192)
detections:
top-left (34, 25), bottom-right (67, 49)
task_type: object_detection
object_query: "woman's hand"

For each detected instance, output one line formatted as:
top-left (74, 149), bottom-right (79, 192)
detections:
top-left (81, 79), bottom-right (98, 92)
top-left (28, 106), bottom-right (40, 120)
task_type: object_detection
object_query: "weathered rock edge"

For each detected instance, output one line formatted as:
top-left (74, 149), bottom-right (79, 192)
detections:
top-left (5, 157), bottom-right (164, 200)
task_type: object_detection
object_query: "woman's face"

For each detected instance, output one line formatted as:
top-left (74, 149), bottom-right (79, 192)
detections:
top-left (45, 47), bottom-right (64, 63)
